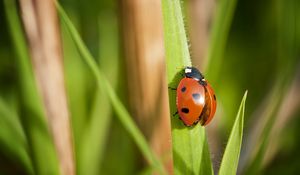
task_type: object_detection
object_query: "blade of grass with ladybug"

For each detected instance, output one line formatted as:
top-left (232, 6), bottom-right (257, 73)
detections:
top-left (162, 0), bottom-right (213, 174)
top-left (162, 0), bottom-right (245, 174)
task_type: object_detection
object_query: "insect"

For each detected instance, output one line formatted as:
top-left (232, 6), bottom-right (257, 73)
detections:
top-left (173, 66), bottom-right (217, 126)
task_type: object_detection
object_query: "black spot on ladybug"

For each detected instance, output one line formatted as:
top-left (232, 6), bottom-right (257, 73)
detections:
top-left (181, 108), bottom-right (189, 114)
top-left (181, 86), bottom-right (186, 92)
top-left (192, 93), bottom-right (201, 101)
top-left (213, 94), bottom-right (216, 100)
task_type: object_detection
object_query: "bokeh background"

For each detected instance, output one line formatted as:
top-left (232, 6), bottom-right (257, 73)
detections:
top-left (0, 0), bottom-right (299, 174)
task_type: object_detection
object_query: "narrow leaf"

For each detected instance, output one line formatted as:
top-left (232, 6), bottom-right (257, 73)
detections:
top-left (199, 135), bottom-right (214, 175)
top-left (0, 97), bottom-right (33, 174)
top-left (219, 91), bottom-right (247, 175)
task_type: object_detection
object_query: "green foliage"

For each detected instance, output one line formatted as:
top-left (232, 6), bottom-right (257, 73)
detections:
top-left (219, 91), bottom-right (247, 175)
top-left (0, 97), bottom-right (33, 174)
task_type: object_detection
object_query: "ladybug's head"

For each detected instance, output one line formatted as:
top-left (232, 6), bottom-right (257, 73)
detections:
top-left (184, 66), bottom-right (205, 81)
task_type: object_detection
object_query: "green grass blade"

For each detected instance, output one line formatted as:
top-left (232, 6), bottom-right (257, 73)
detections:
top-left (199, 135), bottom-right (214, 175)
top-left (0, 97), bottom-right (33, 174)
top-left (162, 0), bottom-right (191, 81)
top-left (4, 0), bottom-right (60, 174)
top-left (162, 0), bottom-right (213, 174)
top-left (219, 91), bottom-right (247, 175)
top-left (56, 3), bottom-right (165, 174)
top-left (206, 0), bottom-right (239, 81)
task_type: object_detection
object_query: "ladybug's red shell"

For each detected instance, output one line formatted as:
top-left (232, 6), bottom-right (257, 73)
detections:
top-left (176, 78), bottom-right (206, 126)
top-left (174, 66), bottom-right (217, 126)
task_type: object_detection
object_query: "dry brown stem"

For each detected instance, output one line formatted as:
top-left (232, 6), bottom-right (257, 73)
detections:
top-left (120, 0), bottom-right (173, 172)
top-left (19, 0), bottom-right (75, 174)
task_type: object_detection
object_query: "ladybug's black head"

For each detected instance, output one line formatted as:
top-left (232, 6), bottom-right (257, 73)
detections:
top-left (184, 66), bottom-right (205, 81)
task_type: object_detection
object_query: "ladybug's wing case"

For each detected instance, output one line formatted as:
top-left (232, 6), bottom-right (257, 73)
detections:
top-left (200, 82), bottom-right (217, 126)
top-left (176, 78), bottom-right (206, 126)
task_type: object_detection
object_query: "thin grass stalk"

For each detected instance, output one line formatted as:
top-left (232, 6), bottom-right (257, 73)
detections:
top-left (19, 0), bottom-right (75, 174)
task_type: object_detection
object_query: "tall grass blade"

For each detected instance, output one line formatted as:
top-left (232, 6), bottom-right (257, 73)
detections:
top-left (219, 91), bottom-right (247, 175)
top-left (162, 0), bottom-right (213, 174)
top-left (0, 97), bottom-right (33, 174)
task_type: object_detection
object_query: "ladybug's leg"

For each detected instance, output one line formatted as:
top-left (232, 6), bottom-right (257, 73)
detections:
top-left (172, 111), bottom-right (178, 116)
top-left (168, 87), bottom-right (177, 91)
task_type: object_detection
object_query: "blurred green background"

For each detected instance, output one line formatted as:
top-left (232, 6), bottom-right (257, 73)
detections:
top-left (0, 0), bottom-right (299, 174)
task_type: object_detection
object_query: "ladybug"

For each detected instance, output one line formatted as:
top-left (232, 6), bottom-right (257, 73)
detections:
top-left (174, 66), bottom-right (217, 126)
